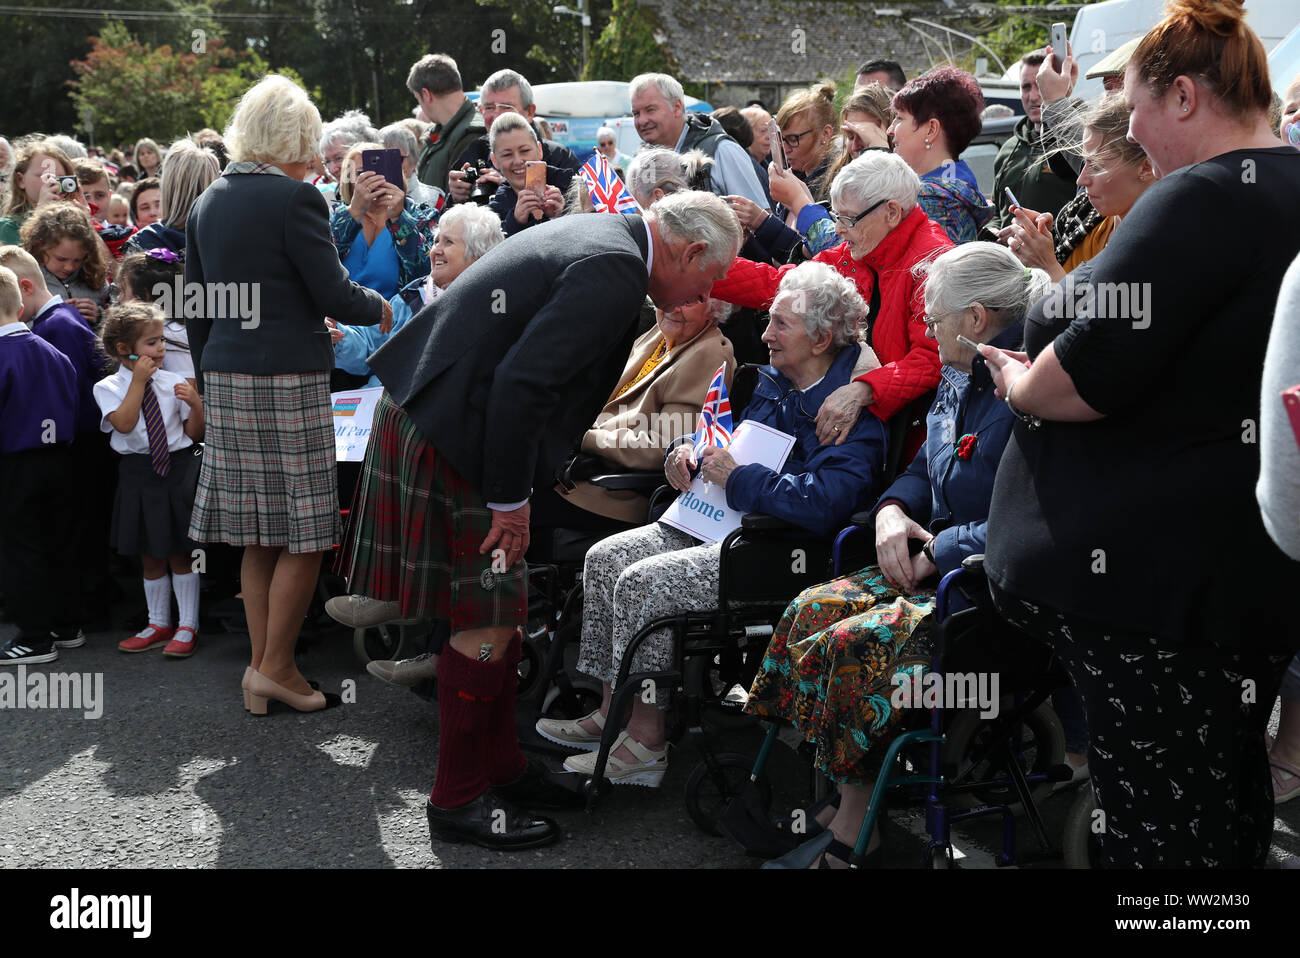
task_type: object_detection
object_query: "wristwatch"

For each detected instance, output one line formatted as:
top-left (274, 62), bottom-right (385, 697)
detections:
top-left (921, 539), bottom-right (935, 565)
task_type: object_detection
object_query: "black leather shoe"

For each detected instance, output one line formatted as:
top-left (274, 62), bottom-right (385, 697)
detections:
top-left (426, 790), bottom-right (560, 851)
top-left (495, 758), bottom-right (584, 810)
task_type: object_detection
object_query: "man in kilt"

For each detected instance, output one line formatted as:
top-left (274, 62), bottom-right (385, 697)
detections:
top-left (338, 191), bottom-right (742, 850)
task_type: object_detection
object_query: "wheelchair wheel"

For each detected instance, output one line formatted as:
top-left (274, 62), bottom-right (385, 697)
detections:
top-left (685, 753), bottom-right (769, 837)
top-left (541, 681), bottom-right (602, 720)
top-left (352, 623), bottom-right (410, 666)
top-left (1062, 785), bottom-right (1104, 868)
top-left (940, 700), bottom-right (1065, 809)
top-left (517, 637), bottom-right (545, 698)
top-left (928, 844), bottom-right (956, 870)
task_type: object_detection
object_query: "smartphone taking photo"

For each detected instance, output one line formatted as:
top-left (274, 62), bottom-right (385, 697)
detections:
top-left (360, 148), bottom-right (404, 189)
top-left (1050, 22), bottom-right (1069, 72)
top-left (767, 118), bottom-right (787, 173)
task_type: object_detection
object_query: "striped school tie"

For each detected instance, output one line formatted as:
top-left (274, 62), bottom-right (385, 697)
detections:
top-left (140, 381), bottom-right (170, 478)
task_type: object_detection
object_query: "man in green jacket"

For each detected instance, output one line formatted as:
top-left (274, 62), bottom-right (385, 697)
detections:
top-left (991, 48), bottom-right (1078, 230)
top-left (409, 53), bottom-right (486, 197)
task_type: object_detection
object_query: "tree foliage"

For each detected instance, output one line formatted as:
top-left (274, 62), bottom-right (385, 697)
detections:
top-left (585, 0), bottom-right (676, 81)
top-left (68, 21), bottom-right (312, 147)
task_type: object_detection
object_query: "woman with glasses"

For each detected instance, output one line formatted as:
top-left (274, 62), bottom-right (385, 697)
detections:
top-left (726, 82), bottom-right (840, 263)
top-left (752, 244), bottom-right (1052, 868)
top-left (712, 150), bottom-right (952, 463)
top-left (535, 261), bottom-right (890, 787)
top-left (595, 125), bottom-right (632, 177)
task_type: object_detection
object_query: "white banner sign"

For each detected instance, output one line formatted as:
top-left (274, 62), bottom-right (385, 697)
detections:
top-left (331, 386), bottom-right (384, 462)
top-left (660, 420), bottom-right (795, 543)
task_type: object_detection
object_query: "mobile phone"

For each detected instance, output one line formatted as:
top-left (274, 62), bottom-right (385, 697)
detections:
top-left (1050, 22), bottom-right (1068, 72)
top-left (956, 334), bottom-right (982, 352)
top-left (1004, 187), bottom-right (1021, 210)
top-left (525, 160), bottom-right (547, 195)
top-left (767, 118), bottom-right (787, 173)
top-left (360, 148), bottom-right (404, 189)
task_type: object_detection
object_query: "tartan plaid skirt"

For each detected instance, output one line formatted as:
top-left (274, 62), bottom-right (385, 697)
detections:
top-left (342, 392), bottom-right (526, 631)
top-left (188, 371), bottom-right (341, 554)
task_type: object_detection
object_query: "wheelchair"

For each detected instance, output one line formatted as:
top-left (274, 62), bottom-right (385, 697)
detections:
top-left (712, 540), bottom-right (1078, 868)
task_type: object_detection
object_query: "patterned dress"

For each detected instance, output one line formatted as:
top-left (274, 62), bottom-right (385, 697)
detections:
top-left (746, 566), bottom-right (935, 784)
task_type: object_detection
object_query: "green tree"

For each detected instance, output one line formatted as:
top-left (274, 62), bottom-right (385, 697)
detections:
top-left (479, 0), bottom-right (613, 81)
top-left (976, 0), bottom-right (1110, 72)
top-left (585, 0), bottom-right (676, 81)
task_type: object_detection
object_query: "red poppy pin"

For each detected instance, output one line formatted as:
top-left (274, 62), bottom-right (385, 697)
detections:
top-left (954, 434), bottom-right (977, 460)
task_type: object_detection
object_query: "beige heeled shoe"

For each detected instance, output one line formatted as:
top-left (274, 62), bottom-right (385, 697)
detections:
top-left (242, 667), bottom-right (253, 710)
top-left (245, 669), bottom-right (340, 715)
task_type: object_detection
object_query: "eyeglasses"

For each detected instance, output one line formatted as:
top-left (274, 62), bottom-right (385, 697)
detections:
top-left (830, 197), bottom-right (887, 230)
top-left (923, 307), bottom-right (968, 329)
top-left (477, 101), bottom-right (519, 115)
top-left (780, 128), bottom-right (815, 149)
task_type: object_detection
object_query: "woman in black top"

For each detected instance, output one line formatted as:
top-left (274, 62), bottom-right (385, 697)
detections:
top-left (187, 75), bottom-right (391, 715)
top-left (980, 0), bottom-right (1300, 867)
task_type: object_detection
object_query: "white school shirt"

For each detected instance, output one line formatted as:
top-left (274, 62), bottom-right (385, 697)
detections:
top-left (160, 321), bottom-right (194, 379)
top-left (93, 365), bottom-right (194, 456)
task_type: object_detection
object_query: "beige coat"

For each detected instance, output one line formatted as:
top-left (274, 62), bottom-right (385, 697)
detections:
top-left (557, 322), bottom-right (735, 523)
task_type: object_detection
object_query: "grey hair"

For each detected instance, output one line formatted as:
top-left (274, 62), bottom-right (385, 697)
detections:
top-left (915, 241), bottom-right (1052, 327)
top-left (379, 123), bottom-right (418, 161)
top-left (488, 111), bottom-right (537, 153)
top-left (481, 69), bottom-right (534, 110)
top-left (829, 150), bottom-right (919, 214)
top-left (705, 297), bottom-right (734, 324)
top-left (629, 73), bottom-right (684, 107)
top-left (625, 146), bottom-right (713, 208)
top-left (436, 203), bottom-right (506, 262)
top-left (596, 126), bottom-right (616, 142)
top-left (319, 109), bottom-right (380, 154)
top-left (772, 260), bottom-right (865, 350)
top-left (48, 135), bottom-right (87, 159)
top-left (648, 190), bottom-right (741, 271)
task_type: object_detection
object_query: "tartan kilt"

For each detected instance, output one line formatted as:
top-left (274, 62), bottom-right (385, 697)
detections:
top-left (188, 371), bottom-right (341, 554)
top-left (342, 392), bottom-right (526, 631)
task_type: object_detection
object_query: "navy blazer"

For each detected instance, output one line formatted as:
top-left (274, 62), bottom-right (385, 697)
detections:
top-left (725, 344), bottom-right (889, 537)
top-left (874, 322), bottom-right (1021, 574)
top-left (369, 212), bottom-right (651, 503)
top-left (186, 171), bottom-right (386, 392)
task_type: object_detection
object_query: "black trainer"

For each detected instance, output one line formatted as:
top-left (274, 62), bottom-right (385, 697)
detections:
top-left (425, 790), bottom-right (560, 851)
top-left (50, 629), bottom-right (87, 649)
top-left (0, 637), bottom-right (58, 665)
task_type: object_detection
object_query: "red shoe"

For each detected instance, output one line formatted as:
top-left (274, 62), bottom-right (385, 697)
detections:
top-left (119, 624), bottom-right (175, 652)
top-left (163, 627), bottom-right (198, 658)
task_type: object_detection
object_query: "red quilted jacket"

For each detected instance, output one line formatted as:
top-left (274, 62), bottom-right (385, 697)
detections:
top-left (710, 205), bottom-right (953, 422)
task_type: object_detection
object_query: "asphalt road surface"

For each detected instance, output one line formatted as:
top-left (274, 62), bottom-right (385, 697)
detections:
top-left (2, 608), bottom-right (1297, 870)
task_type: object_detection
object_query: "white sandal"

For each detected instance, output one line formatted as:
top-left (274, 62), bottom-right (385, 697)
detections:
top-left (563, 730), bottom-right (668, 787)
top-left (535, 708), bottom-right (605, 751)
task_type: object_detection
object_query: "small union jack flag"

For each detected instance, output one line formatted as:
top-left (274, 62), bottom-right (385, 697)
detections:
top-left (692, 362), bottom-right (733, 459)
top-left (579, 151), bottom-right (640, 214)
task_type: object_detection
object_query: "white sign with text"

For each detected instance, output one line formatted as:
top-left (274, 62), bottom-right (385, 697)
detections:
top-left (331, 386), bottom-right (384, 462)
top-left (661, 420), bottom-right (795, 543)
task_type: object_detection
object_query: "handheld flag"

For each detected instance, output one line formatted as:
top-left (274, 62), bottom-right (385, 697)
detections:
top-left (579, 151), bottom-right (641, 214)
top-left (692, 362), bottom-right (733, 460)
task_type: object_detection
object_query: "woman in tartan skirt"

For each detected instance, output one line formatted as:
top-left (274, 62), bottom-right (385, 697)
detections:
top-left (186, 75), bottom-right (391, 714)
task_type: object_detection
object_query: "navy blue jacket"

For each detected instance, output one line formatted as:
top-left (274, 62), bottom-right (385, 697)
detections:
top-left (726, 343), bottom-right (889, 537)
top-left (31, 301), bottom-right (108, 437)
top-left (489, 165), bottom-right (578, 236)
top-left (873, 322), bottom-right (1021, 575)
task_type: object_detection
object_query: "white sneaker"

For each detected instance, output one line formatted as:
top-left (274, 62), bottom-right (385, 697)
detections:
top-left (366, 652), bottom-right (438, 686)
top-left (563, 730), bottom-right (668, 787)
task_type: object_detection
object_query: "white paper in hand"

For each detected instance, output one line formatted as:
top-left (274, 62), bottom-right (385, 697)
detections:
top-left (331, 386), bottom-right (385, 462)
top-left (660, 419), bottom-right (796, 542)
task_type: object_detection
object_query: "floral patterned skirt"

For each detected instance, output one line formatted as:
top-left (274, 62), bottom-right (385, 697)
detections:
top-left (745, 566), bottom-right (935, 784)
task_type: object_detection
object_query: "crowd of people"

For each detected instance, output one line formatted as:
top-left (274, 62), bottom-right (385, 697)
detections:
top-left (0, 0), bottom-right (1298, 869)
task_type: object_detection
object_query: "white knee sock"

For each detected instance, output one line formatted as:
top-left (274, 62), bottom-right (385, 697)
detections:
top-left (143, 575), bottom-right (173, 628)
top-left (170, 571), bottom-right (200, 632)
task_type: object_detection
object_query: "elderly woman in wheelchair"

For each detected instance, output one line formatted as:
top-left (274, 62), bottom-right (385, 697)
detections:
top-left (535, 261), bottom-right (890, 783)
top-left (745, 243), bottom-right (1053, 868)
